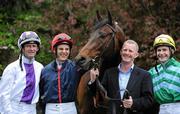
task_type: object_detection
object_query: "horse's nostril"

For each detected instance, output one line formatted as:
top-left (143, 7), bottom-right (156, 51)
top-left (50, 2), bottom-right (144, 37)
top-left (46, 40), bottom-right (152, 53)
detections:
top-left (77, 57), bottom-right (86, 65)
top-left (75, 56), bottom-right (86, 65)
top-left (79, 57), bottom-right (86, 61)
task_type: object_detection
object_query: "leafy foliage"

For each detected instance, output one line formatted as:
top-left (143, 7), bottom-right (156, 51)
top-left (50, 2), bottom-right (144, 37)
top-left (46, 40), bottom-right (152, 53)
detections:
top-left (0, 0), bottom-right (179, 76)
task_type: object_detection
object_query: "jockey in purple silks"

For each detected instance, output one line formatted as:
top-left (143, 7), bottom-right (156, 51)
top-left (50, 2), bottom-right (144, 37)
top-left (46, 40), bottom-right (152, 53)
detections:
top-left (0, 31), bottom-right (43, 114)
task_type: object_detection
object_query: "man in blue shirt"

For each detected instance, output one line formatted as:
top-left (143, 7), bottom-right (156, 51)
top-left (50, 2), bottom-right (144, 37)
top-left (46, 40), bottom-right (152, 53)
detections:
top-left (90, 40), bottom-right (154, 114)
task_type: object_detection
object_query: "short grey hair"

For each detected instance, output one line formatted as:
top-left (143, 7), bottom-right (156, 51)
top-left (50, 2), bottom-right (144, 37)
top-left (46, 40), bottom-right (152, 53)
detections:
top-left (123, 39), bottom-right (139, 51)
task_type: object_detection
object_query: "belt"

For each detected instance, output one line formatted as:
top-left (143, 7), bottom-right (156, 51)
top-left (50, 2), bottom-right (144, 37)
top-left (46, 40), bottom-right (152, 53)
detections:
top-left (47, 100), bottom-right (74, 103)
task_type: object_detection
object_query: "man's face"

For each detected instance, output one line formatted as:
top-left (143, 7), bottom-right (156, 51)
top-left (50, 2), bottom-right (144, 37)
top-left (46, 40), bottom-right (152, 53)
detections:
top-left (120, 43), bottom-right (139, 64)
top-left (22, 43), bottom-right (39, 59)
top-left (56, 44), bottom-right (70, 62)
top-left (156, 46), bottom-right (171, 63)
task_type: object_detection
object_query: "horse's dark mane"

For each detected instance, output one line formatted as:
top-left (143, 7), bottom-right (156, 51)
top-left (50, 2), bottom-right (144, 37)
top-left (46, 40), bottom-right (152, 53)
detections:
top-left (99, 49), bottom-right (120, 80)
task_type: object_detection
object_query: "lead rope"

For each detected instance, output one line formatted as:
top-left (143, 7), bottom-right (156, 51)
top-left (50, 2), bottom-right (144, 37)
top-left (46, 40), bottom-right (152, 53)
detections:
top-left (91, 59), bottom-right (121, 113)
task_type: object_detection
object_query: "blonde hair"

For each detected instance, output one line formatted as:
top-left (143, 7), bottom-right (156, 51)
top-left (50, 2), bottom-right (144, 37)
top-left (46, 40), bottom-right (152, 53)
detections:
top-left (123, 40), bottom-right (139, 51)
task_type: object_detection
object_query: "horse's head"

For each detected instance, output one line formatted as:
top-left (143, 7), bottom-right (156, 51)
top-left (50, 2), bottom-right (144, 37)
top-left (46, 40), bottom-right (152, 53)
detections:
top-left (75, 10), bottom-right (126, 70)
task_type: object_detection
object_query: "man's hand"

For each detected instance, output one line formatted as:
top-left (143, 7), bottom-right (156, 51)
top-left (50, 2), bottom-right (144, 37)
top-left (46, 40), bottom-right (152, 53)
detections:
top-left (122, 96), bottom-right (133, 108)
top-left (89, 68), bottom-right (99, 84)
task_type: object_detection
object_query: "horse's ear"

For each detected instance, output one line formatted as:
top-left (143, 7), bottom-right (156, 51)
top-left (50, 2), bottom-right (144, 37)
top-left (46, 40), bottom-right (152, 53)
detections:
top-left (107, 9), bottom-right (113, 26)
top-left (96, 10), bottom-right (102, 21)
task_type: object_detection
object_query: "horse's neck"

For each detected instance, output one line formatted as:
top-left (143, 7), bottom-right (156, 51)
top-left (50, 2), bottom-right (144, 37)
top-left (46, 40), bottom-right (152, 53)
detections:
top-left (99, 52), bottom-right (120, 80)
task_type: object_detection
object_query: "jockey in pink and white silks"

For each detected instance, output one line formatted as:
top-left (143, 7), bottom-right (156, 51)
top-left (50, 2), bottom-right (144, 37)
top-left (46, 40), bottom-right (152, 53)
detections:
top-left (0, 31), bottom-right (43, 114)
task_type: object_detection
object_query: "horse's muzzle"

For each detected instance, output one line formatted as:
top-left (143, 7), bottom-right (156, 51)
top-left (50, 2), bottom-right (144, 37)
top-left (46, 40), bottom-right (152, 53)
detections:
top-left (74, 55), bottom-right (92, 70)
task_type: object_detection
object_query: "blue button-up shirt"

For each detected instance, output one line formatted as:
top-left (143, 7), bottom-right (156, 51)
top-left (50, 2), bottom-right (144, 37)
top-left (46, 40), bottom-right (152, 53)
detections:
top-left (118, 64), bottom-right (134, 99)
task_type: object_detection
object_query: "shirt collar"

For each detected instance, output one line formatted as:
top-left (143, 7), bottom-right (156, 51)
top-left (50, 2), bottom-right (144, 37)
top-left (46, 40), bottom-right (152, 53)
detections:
top-left (56, 59), bottom-right (69, 69)
top-left (118, 63), bottom-right (134, 73)
top-left (160, 57), bottom-right (176, 69)
top-left (21, 55), bottom-right (35, 64)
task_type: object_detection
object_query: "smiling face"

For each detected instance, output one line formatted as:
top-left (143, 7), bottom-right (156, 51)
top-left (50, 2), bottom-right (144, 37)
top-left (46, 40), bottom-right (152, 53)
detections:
top-left (56, 44), bottom-right (70, 62)
top-left (156, 46), bottom-right (171, 63)
top-left (120, 41), bottom-right (139, 65)
top-left (22, 43), bottom-right (39, 59)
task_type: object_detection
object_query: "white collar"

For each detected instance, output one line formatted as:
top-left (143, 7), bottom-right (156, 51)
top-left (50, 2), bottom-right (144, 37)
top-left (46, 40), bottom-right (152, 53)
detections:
top-left (21, 55), bottom-right (35, 64)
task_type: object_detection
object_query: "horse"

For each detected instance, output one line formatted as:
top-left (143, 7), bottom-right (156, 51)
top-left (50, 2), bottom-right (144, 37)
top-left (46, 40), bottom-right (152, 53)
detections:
top-left (75, 10), bottom-right (127, 114)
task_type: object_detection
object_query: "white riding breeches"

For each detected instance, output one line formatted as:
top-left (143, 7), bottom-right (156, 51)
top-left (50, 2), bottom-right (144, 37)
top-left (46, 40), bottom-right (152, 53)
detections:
top-left (159, 102), bottom-right (180, 114)
top-left (45, 102), bottom-right (77, 114)
top-left (1, 101), bottom-right (36, 114)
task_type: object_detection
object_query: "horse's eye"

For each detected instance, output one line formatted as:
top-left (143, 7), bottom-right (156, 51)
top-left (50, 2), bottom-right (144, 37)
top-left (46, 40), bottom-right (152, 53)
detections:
top-left (99, 32), bottom-right (106, 38)
top-left (99, 32), bottom-right (103, 36)
top-left (99, 32), bottom-right (113, 39)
